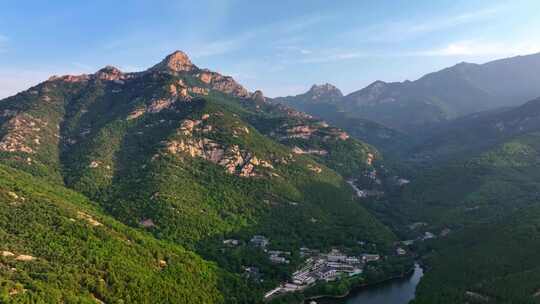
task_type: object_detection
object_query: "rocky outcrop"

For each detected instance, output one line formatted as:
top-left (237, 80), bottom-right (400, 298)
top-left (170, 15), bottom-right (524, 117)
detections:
top-left (252, 90), bottom-right (266, 103)
top-left (0, 114), bottom-right (46, 154)
top-left (49, 74), bottom-right (91, 83)
top-left (77, 211), bottom-right (102, 227)
top-left (195, 70), bottom-right (250, 99)
top-left (189, 86), bottom-right (209, 96)
top-left (166, 117), bottom-right (274, 177)
top-left (96, 66), bottom-right (124, 81)
top-left (306, 83), bottom-right (343, 103)
top-left (15, 255), bottom-right (35, 262)
top-left (150, 51), bottom-right (195, 73)
top-left (307, 164), bottom-right (322, 174)
top-left (147, 98), bottom-right (176, 113)
top-left (167, 138), bottom-right (270, 177)
top-left (127, 108), bottom-right (146, 120)
top-left (291, 146), bottom-right (328, 155)
top-left (366, 153), bottom-right (374, 165)
top-left (286, 125), bottom-right (317, 139)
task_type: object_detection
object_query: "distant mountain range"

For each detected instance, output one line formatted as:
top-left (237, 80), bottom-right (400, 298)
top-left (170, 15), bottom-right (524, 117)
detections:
top-left (276, 52), bottom-right (540, 132)
top-left (272, 85), bottom-right (411, 154)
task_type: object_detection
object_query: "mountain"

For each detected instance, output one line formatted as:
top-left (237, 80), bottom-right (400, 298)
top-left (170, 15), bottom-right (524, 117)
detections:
top-left (366, 96), bottom-right (540, 303)
top-left (273, 84), bottom-right (411, 154)
top-left (0, 51), bottom-right (397, 302)
top-left (277, 83), bottom-right (343, 105)
top-left (277, 53), bottom-right (540, 132)
top-left (410, 97), bottom-right (540, 161)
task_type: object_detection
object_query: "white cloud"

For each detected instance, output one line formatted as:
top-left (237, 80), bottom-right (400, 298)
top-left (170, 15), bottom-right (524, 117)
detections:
top-left (418, 40), bottom-right (540, 57)
top-left (299, 51), bottom-right (367, 64)
top-left (189, 14), bottom-right (328, 58)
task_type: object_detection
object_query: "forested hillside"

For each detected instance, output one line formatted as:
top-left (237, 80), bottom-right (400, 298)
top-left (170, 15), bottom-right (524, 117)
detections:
top-left (0, 51), bottom-right (396, 303)
top-left (412, 205), bottom-right (540, 304)
top-left (0, 164), bottom-right (224, 303)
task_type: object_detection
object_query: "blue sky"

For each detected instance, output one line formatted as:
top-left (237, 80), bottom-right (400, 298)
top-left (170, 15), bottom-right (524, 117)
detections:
top-left (1, 0), bottom-right (540, 98)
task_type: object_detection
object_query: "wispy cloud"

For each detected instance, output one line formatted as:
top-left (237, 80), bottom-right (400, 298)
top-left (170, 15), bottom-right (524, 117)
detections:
top-left (403, 6), bottom-right (502, 35)
top-left (188, 31), bottom-right (258, 58)
top-left (188, 14), bottom-right (329, 58)
top-left (346, 5), bottom-right (503, 43)
top-left (298, 50), bottom-right (368, 64)
top-left (417, 40), bottom-right (540, 57)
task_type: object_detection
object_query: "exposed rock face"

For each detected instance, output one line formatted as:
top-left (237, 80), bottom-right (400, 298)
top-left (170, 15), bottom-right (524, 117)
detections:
top-left (15, 255), bottom-right (35, 262)
top-left (307, 164), bottom-right (322, 174)
top-left (49, 66), bottom-right (125, 83)
top-left (1, 251), bottom-right (15, 257)
top-left (196, 70), bottom-right (250, 99)
top-left (291, 146), bottom-right (328, 155)
top-left (198, 72), bottom-right (213, 84)
top-left (286, 125), bottom-right (317, 139)
top-left (151, 51), bottom-right (194, 73)
top-left (189, 86), bottom-right (209, 96)
top-left (366, 153), bottom-right (375, 165)
top-left (96, 66), bottom-right (124, 81)
top-left (49, 74), bottom-right (91, 83)
top-left (167, 138), bottom-right (269, 177)
top-left (77, 211), bottom-right (102, 226)
top-left (252, 90), bottom-right (266, 103)
top-left (140, 219), bottom-right (156, 228)
top-left (89, 161), bottom-right (101, 168)
top-left (166, 117), bottom-right (274, 177)
top-left (0, 114), bottom-right (46, 154)
top-left (127, 108), bottom-right (146, 120)
top-left (147, 98), bottom-right (176, 113)
top-left (306, 83), bottom-right (343, 103)
top-left (337, 131), bottom-right (350, 140)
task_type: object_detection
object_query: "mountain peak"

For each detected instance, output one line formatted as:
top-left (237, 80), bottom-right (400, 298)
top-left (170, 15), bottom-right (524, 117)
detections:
top-left (151, 50), bottom-right (195, 72)
top-left (309, 83), bottom-right (342, 95)
top-left (95, 65), bottom-right (124, 81)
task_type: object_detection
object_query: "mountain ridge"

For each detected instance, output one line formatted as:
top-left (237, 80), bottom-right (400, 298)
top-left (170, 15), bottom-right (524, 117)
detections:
top-left (276, 52), bottom-right (540, 132)
top-left (0, 50), bottom-right (397, 303)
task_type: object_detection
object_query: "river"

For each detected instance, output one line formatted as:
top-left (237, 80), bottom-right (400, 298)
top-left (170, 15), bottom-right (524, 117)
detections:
top-left (314, 263), bottom-right (424, 304)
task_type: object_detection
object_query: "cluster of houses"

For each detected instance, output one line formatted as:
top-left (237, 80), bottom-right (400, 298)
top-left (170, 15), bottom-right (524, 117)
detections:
top-left (249, 235), bottom-right (294, 264)
top-left (264, 248), bottom-right (381, 300)
top-left (225, 235), bottom-right (412, 300)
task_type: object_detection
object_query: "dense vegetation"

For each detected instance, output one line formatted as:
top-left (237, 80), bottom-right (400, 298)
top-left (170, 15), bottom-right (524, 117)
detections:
top-left (0, 164), bottom-right (224, 303)
top-left (370, 131), bottom-right (540, 303)
top-left (412, 205), bottom-right (540, 304)
top-left (0, 52), bottom-right (397, 303)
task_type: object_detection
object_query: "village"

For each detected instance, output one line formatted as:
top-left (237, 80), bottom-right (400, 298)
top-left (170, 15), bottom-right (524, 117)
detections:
top-left (240, 235), bottom-right (389, 300)
top-left (263, 246), bottom-right (383, 299)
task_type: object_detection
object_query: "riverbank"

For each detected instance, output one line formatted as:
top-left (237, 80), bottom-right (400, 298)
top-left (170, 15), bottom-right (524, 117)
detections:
top-left (306, 263), bottom-right (422, 304)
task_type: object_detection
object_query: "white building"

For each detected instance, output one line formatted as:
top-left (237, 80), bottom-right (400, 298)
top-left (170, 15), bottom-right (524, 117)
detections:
top-left (362, 254), bottom-right (380, 262)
